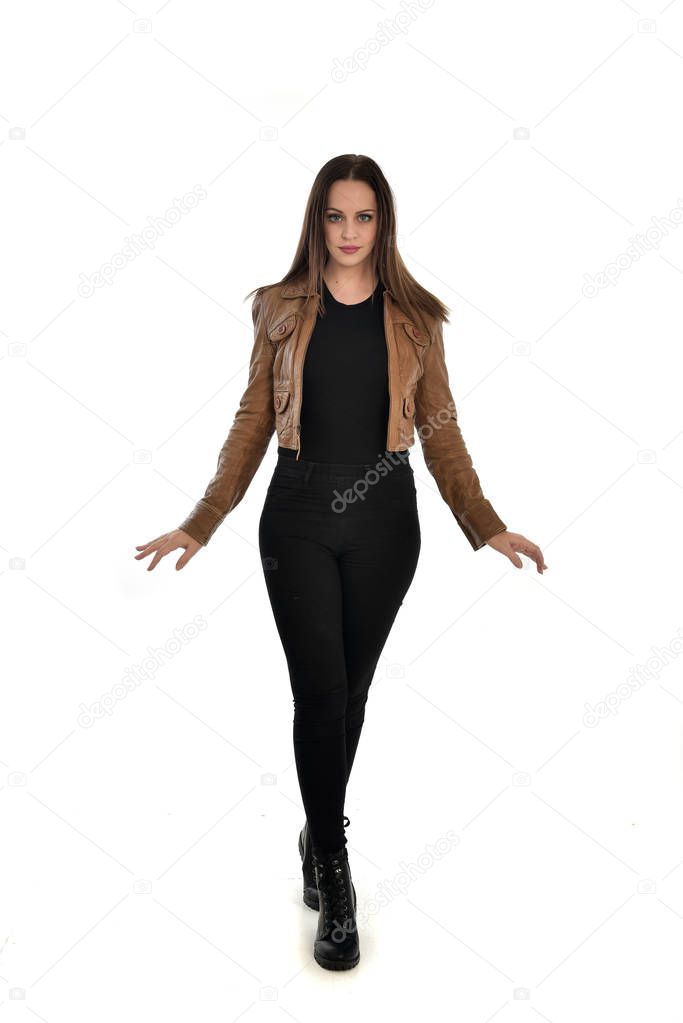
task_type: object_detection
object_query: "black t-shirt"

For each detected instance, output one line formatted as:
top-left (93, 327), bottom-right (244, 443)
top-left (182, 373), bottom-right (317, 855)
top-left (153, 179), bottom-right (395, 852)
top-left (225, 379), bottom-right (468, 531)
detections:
top-left (278, 278), bottom-right (391, 463)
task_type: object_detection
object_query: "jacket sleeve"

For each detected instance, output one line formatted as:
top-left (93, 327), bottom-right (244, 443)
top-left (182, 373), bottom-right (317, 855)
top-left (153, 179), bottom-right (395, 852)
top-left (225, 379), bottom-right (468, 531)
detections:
top-left (414, 316), bottom-right (507, 551)
top-left (177, 292), bottom-right (276, 546)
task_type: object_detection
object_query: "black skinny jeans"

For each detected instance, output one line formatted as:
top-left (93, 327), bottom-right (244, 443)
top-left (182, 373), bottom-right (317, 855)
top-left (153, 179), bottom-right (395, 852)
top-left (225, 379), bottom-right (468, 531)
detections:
top-left (258, 449), bottom-right (421, 855)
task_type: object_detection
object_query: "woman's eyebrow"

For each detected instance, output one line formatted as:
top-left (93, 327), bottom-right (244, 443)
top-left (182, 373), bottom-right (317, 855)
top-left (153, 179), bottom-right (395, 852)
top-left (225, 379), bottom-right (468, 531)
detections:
top-left (325, 207), bottom-right (376, 213)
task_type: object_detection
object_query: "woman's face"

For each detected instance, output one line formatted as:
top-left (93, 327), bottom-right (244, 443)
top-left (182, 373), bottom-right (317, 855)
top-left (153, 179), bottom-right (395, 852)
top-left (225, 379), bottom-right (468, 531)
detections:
top-left (323, 179), bottom-right (378, 271)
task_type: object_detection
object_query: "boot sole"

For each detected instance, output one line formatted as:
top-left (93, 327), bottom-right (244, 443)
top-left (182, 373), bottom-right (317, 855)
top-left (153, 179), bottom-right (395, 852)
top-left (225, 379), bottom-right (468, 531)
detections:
top-left (313, 948), bottom-right (360, 970)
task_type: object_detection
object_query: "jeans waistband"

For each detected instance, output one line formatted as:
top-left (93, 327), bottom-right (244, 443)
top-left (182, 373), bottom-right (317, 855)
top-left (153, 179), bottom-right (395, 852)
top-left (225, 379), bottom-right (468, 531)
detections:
top-left (275, 448), bottom-right (412, 481)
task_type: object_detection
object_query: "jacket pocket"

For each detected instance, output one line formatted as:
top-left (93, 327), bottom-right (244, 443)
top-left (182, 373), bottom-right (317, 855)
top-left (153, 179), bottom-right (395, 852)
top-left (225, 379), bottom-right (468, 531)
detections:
top-left (403, 394), bottom-right (415, 418)
top-left (268, 314), bottom-right (297, 345)
top-left (402, 321), bottom-right (429, 347)
top-left (274, 389), bottom-right (290, 413)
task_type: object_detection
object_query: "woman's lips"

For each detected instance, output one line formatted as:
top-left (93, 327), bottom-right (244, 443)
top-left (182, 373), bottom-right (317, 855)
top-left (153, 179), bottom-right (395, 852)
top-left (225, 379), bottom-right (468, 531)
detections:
top-left (340, 246), bottom-right (360, 253)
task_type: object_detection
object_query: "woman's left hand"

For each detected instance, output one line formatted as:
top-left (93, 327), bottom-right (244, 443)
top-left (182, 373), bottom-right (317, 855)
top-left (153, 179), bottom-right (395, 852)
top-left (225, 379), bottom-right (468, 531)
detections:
top-left (485, 531), bottom-right (548, 573)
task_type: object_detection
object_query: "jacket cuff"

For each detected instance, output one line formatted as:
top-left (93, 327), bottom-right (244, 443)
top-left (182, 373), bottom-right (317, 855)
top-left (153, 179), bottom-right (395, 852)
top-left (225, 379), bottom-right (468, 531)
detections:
top-left (178, 499), bottom-right (226, 547)
top-left (456, 501), bottom-right (508, 551)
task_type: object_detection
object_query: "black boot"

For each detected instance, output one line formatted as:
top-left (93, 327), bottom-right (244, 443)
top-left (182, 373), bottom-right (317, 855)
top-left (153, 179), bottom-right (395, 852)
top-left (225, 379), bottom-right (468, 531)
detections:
top-left (298, 815), bottom-right (350, 911)
top-left (312, 845), bottom-right (360, 970)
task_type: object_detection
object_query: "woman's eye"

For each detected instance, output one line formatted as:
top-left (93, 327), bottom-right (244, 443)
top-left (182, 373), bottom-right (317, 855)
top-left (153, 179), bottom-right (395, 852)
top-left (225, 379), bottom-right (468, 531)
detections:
top-left (326, 214), bottom-right (373, 223)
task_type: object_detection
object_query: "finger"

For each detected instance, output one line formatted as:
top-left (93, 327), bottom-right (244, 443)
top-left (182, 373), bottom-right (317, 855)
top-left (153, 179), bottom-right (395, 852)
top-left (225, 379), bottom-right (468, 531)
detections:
top-left (135, 537), bottom-right (166, 558)
top-left (175, 549), bottom-right (194, 570)
top-left (135, 541), bottom-right (163, 561)
top-left (518, 542), bottom-right (541, 565)
top-left (512, 543), bottom-right (531, 559)
top-left (512, 538), bottom-right (548, 573)
top-left (135, 549), bottom-right (156, 561)
top-left (531, 545), bottom-right (548, 572)
top-left (147, 544), bottom-right (171, 571)
top-left (529, 545), bottom-right (543, 572)
top-left (135, 535), bottom-right (165, 551)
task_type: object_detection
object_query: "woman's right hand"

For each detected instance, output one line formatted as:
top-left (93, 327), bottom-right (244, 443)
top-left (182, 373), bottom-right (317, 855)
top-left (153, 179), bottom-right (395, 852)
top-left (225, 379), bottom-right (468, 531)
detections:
top-left (134, 529), bottom-right (202, 572)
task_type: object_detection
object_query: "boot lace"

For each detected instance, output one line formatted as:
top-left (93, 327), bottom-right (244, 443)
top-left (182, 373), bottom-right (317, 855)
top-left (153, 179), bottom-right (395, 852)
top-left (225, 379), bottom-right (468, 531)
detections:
top-left (316, 853), bottom-right (353, 933)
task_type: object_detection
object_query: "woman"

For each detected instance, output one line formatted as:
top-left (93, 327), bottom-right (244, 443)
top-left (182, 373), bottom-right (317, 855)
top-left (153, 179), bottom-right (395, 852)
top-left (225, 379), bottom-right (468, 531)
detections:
top-left (135, 154), bottom-right (548, 971)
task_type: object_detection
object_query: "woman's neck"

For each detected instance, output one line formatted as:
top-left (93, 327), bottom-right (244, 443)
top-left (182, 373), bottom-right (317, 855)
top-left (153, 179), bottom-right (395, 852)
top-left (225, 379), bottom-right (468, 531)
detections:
top-left (323, 263), bottom-right (378, 303)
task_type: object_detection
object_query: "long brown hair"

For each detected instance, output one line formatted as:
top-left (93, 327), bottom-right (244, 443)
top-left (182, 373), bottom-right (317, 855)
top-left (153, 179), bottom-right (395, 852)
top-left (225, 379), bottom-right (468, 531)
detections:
top-left (245, 154), bottom-right (450, 338)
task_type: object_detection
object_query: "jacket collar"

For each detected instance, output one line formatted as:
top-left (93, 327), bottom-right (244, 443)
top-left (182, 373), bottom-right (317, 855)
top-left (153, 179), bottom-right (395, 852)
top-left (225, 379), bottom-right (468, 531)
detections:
top-left (278, 275), bottom-right (430, 338)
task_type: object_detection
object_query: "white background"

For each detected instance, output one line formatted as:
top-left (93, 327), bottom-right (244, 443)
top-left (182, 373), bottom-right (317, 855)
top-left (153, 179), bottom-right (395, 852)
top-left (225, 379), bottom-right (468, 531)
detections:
top-left (1, 0), bottom-right (682, 1017)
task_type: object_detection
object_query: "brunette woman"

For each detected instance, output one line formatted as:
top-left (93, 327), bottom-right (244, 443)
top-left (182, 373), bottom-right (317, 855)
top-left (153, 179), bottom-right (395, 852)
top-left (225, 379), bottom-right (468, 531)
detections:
top-left (135, 154), bottom-right (547, 971)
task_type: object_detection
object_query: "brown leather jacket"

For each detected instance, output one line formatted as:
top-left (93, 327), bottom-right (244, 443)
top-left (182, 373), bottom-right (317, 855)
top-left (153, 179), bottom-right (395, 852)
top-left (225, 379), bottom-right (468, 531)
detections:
top-left (178, 273), bottom-right (507, 551)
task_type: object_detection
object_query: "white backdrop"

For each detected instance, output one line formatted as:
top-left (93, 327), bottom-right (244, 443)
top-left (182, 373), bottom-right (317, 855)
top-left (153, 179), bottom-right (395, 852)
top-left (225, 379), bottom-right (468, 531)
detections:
top-left (2, 0), bottom-right (682, 1017)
